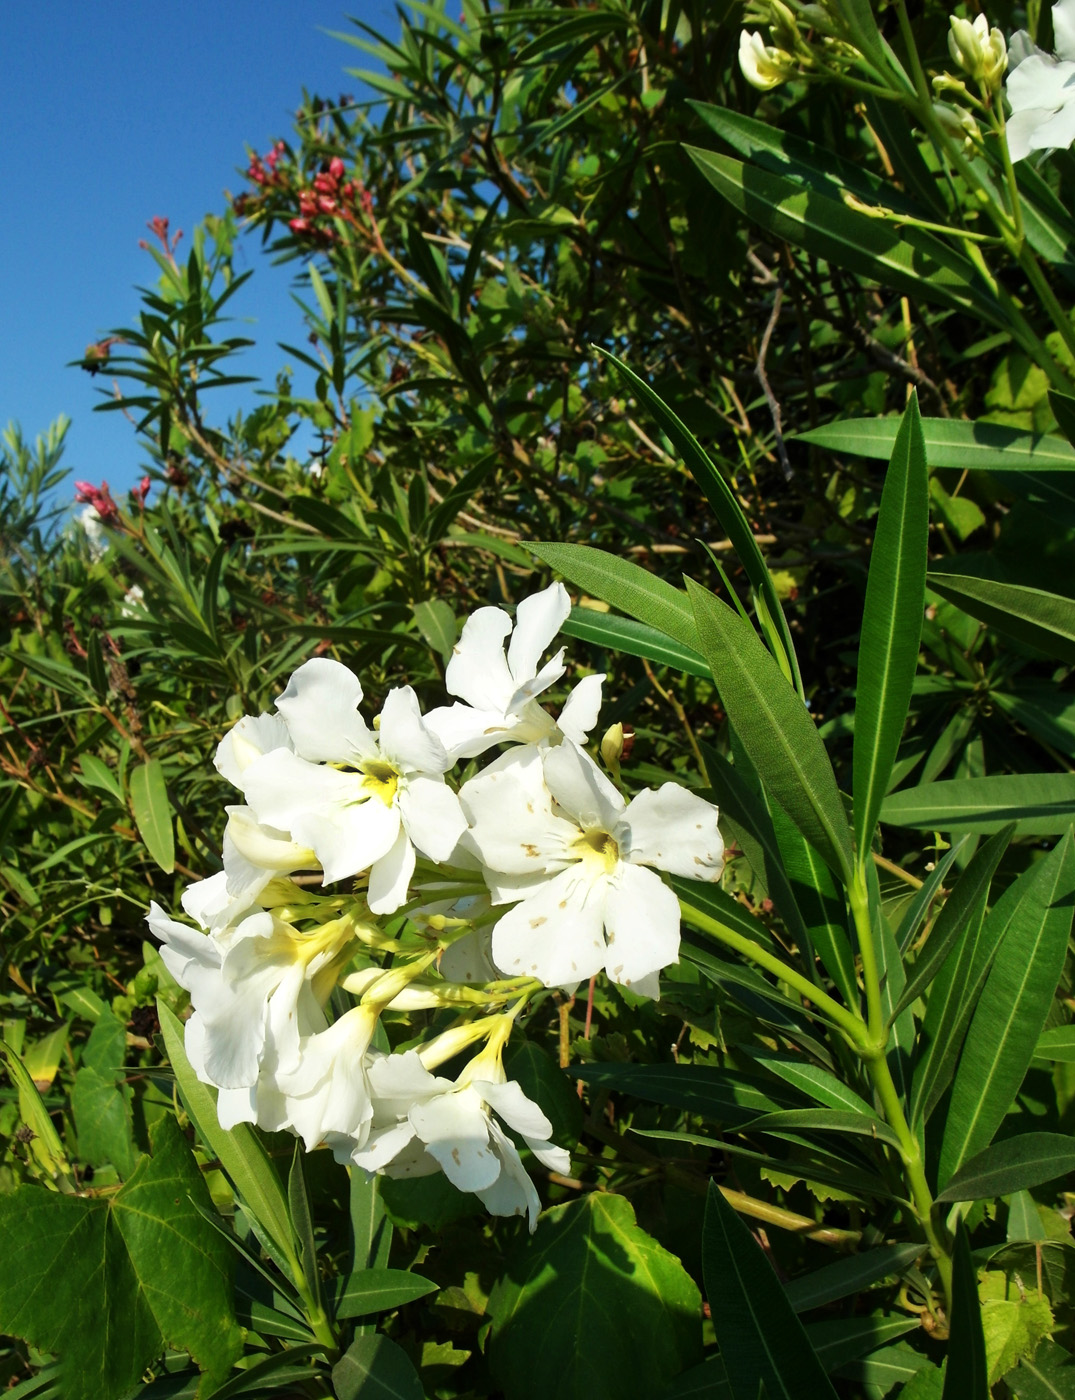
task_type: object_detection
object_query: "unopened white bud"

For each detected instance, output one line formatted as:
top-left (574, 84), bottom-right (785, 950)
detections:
top-left (948, 14), bottom-right (1007, 89)
top-left (739, 29), bottom-right (796, 90)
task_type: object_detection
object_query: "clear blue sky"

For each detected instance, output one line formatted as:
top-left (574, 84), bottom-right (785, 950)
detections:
top-left (1, 2), bottom-right (397, 500)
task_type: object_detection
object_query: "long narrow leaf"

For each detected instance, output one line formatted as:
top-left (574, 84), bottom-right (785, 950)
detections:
top-left (794, 416), bottom-right (1075, 472)
top-left (927, 572), bottom-right (1075, 664)
top-left (854, 391), bottom-right (929, 859)
top-left (531, 542), bottom-right (699, 649)
top-left (687, 580), bottom-right (854, 882)
top-left (882, 773), bottom-right (1075, 835)
top-left (942, 1220), bottom-right (989, 1400)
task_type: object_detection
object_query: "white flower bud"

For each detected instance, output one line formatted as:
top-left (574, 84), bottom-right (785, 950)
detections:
top-left (948, 14), bottom-right (1007, 88)
top-left (739, 30), bottom-right (796, 90)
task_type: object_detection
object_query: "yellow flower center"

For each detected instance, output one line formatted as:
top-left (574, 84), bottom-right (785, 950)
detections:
top-left (573, 827), bottom-right (619, 874)
top-left (359, 758), bottom-right (400, 806)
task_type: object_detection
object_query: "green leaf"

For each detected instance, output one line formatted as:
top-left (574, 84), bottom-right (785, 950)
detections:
top-left (854, 391), bottom-right (929, 859)
top-left (71, 1012), bottom-right (137, 1177)
top-left (157, 1001), bottom-right (295, 1269)
top-left (288, 1144), bottom-right (321, 1312)
top-left (487, 1193), bottom-right (702, 1400)
top-left (938, 831), bottom-right (1075, 1186)
top-left (882, 773), bottom-right (1075, 835)
top-left (597, 350), bottom-right (800, 692)
top-left (927, 573), bottom-right (1075, 664)
top-left (936, 1133), bottom-right (1075, 1203)
top-left (889, 824), bottom-right (1013, 1023)
top-left (702, 1181), bottom-right (838, 1400)
top-left (942, 1220), bottom-right (990, 1400)
top-left (687, 580), bottom-right (854, 881)
top-left (1033, 1025), bottom-right (1075, 1062)
top-left (112, 1114), bottom-right (243, 1387)
top-left (783, 1243), bottom-right (925, 1313)
top-left (686, 151), bottom-right (1003, 326)
top-left (347, 1168), bottom-right (392, 1275)
top-left (335, 1267), bottom-right (438, 1319)
top-left (130, 758), bottom-right (175, 873)
top-left (410, 598), bottom-right (456, 660)
top-left (332, 1335), bottom-right (425, 1400)
top-left (835, 1343), bottom-right (936, 1391)
top-left (531, 542), bottom-right (700, 650)
top-left (793, 416), bottom-right (1075, 472)
top-left (1005, 1337), bottom-right (1075, 1398)
top-left (561, 606), bottom-right (710, 678)
top-left (747, 1051), bottom-right (877, 1117)
top-left (574, 1061), bottom-right (803, 1127)
top-left (742, 1108), bottom-right (900, 1151)
top-left (76, 753), bottom-right (123, 801)
top-left (806, 1315), bottom-right (919, 1372)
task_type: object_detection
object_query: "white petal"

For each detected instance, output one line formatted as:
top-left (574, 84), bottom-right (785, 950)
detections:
top-left (621, 784), bottom-right (724, 880)
top-left (507, 583), bottom-right (570, 685)
top-left (352, 1120), bottom-right (419, 1172)
top-left (422, 701), bottom-right (514, 761)
top-left (216, 1085), bottom-right (259, 1130)
top-left (602, 864), bottom-right (680, 994)
top-left (275, 657), bottom-right (375, 762)
top-left (542, 740), bottom-right (624, 830)
top-left (461, 746), bottom-right (576, 875)
top-left (398, 775), bottom-right (467, 862)
top-left (1055, 0), bottom-right (1075, 62)
top-left (557, 673), bottom-right (605, 744)
top-left (1029, 92), bottom-right (1075, 152)
top-left (179, 871), bottom-right (238, 931)
top-left (410, 1087), bottom-right (500, 1191)
top-left (526, 1137), bottom-right (571, 1174)
top-left (445, 606), bottom-right (515, 710)
top-left (377, 685), bottom-right (450, 775)
top-left (223, 806), bottom-right (319, 901)
top-left (507, 648), bottom-right (566, 711)
top-left (478, 1121), bottom-right (541, 1229)
top-left (490, 865), bottom-right (607, 986)
top-left (438, 927), bottom-right (497, 984)
top-left (476, 1078), bottom-right (554, 1141)
top-left (367, 825), bottom-right (416, 914)
top-left (368, 1049), bottom-right (447, 1118)
top-left (214, 712), bottom-right (292, 789)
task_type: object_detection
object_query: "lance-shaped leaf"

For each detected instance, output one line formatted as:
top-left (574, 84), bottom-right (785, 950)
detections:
top-left (702, 1181), bottom-right (839, 1400)
top-left (784, 1243), bottom-right (925, 1313)
top-left (561, 604), bottom-right (710, 678)
top-left (938, 830), bottom-right (1075, 1186)
top-left (687, 579), bottom-right (854, 883)
top-left (531, 542), bottom-right (699, 649)
top-left (854, 391), bottom-right (928, 860)
top-left (130, 757), bottom-right (174, 873)
top-left (927, 573), bottom-right (1075, 665)
top-left (942, 1220), bottom-right (990, 1400)
top-left (686, 151), bottom-right (1003, 327)
top-left (597, 350), bottom-right (801, 692)
top-left (332, 1335), bottom-right (424, 1400)
top-left (793, 417), bottom-right (1075, 472)
top-left (335, 1268), bottom-right (437, 1320)
top-left (936, 1133), bottom-right (1075, 1204)
top-left (882, 773), bottom-right (1075, 836)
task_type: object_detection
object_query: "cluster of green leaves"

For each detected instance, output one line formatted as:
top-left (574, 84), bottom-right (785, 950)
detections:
top-left (4, 0), bottom-right (1075, 1397)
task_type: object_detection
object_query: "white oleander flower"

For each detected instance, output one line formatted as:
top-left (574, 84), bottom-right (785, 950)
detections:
top-left (738, 30), bottom-right (796, 90)
top-left (1007, 0), bottom-right (1075, 160)
top-left (424, 583), bottom-right (604, 760)
top-left (222, 805), bottom-right (319, 904)
top-left (240, 660), bottom-right (466, 913)
top-left (353, 1039), bottom-right (569, 1231)
top-left (461, 742), bottom-right (723, 1000)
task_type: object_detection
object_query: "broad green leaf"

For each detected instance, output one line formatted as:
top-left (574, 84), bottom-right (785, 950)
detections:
top-left (943, 1220), bottom-right (990, 1400)
top-left (660, 1357), bottom-right (732, 1399)
top-left (702, 1181), bottom-right (838, 1400)
top-left (113, 1114), bottom-right (243, 1387)
top-left (1005, 1337), bottom-right (1075, 1398)
top-left (1034, 1025), bottom-right (1075, 1062)
top-left (936, 1133), bottom-right (1075, 1203)
top-left (531, 542), bottom-right (699, 649)
top-left (793, 417), bottom-right (1075, 471)
top-left (158, 1001), bottom-right (295, 1268)
top-left (335, 1267), bottom-right (438, 1319)
top-left (410, 598), bottom-right (456, 660)
top-left (506, 1040), bottom-right (583, 1149)
top-left (889, 824), bottom-right (1013, 1023)
top-left (130, 757), bottom-right (175, 873)
top-left (835, 1343), bottom-right (936, 1391)
top-left (1049, 388), bottom-right (1075, 446)
top-left (927, 573), bottom-right (1075, 664)
top-left (938, 831), bottom-right (1075, 1185)
top-left (487, 1193), bottom-right (701, 1400)
top-left (597, 350), bottom-right (801, 692)
top-left (561, 605), bottom-right (710, 678)
top-left (687, 580), bottom-right (854, 881)
top-left (0, 1189), bottom-right (161, 1400)
top-left (882, 773), bottom-right (1075, 835)
top-left (687, 150), bottom-right (1003, 327)
top-left (854, 391), bottom-right (928, 859)
top-left (71, 1012), bottom-right (137, 1177)
top-left (783, 1242), bottom-right (925, 1313)
top-left (332, 1335), bottom-right (424, 1400)
top-left (981, 1273), bottom-right (1053, 1386)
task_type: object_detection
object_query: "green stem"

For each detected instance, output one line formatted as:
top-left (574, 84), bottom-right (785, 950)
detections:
top-left (849, 867), bottom-right (885, 1044)
top-left (678, 899), bottom-right (866, 1046)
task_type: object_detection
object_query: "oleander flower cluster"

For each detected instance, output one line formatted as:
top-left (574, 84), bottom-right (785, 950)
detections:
top-left (149, 583), bottom-right (724, 1229)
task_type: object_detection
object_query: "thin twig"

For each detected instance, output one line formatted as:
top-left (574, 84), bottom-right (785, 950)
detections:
top-left (756, 285), bottom-right (793, 481)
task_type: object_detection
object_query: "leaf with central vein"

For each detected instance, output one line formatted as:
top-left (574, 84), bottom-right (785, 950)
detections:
top-left (926, 573), bottom-right (1075, 665)
top-left (854, 392), bottom-right (928, 860)
top-left (702, 1181), bottom-right (839, 1400)
top-left (530, 542), bottom-right (699, 649)
top-left (792, 417), bottom-right (1075, 472)
top-left (936, 1133), bottom-right (1075, 1203)
top-left (687, 579), bottom-right (854, 883)
top-left (882, 773), bottom-right (1075, 835)
top-left (938, 830), bottom-right (1075, 1185)
top-left (942, 1221), bottom-right (990, 1400)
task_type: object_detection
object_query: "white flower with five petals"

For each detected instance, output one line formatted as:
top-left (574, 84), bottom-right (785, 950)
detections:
top-left (239, 659), bottom-right (466, 912)
top-left (424, 583), bottom-right (604, 760)
top-left (1007, 0), bottom-right (1075, 160)
top-left (461, 742), bottom-right (723, 999)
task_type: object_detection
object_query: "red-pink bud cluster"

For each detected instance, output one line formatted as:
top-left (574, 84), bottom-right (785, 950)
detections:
top-left (131, 476), bottom-right (152, 507)
top-left (75, 480), bottom-right (121, 525)
top-left (247, 140), bottom-right (288, 187)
